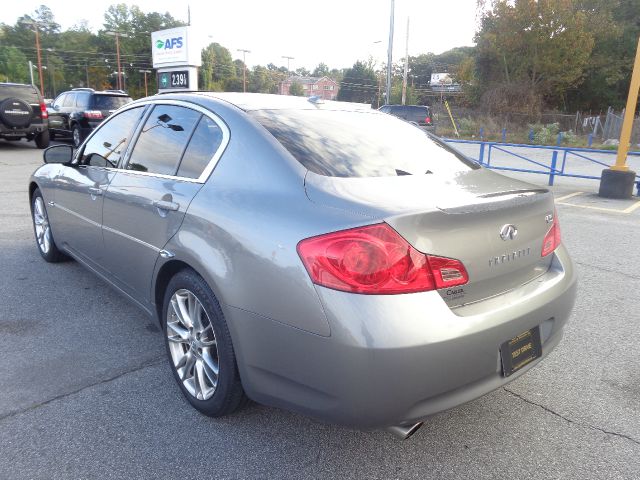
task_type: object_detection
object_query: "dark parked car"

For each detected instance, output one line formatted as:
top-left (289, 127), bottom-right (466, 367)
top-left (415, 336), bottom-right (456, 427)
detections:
top-left (379, 104), bottom-right (435, 133)
top-left (30, 93), bottom-right (576, 439)
top-left (0, 83), bottom-right (49, 148)
top-left (48, 88), bottom-right (132, 147)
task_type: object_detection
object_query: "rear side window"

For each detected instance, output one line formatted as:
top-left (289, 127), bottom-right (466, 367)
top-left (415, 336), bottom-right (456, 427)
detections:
top-left (75, 93), bottom-right (90, 109)
top-left (91, 95), bottom-right (132, 110)
top-left (251, 109), bottom-right (478, 178)
top-left (177, 116), bottom-right (223, 179)
top-left (126, 105), bottom-right (200, 175)
top-left (80, 106), bottom-right (144, 168)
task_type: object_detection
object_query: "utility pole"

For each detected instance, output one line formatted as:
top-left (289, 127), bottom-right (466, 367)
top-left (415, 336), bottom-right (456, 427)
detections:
top-left (238, 48), bottom-right (251, 93)
top-left (139, 69), bottom-right (152, 96)
top-left (20, 20), bottom-right (45, 96)
top-left (401, 17), bottom-right (409, 105)
top-left (105, 31), bottom-right (129, 90)
top-left (386, 0), bottom-right (395, 105)
top-left (85, 61), bottom-right (90, 88)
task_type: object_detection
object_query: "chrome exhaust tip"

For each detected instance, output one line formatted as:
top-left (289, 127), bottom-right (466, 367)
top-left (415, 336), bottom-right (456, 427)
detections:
top-left (386, 422), bottom-right (424, 440)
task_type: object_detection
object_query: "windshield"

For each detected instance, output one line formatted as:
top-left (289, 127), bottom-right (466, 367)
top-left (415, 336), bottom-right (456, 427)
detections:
top-left (251, 109), bottom-right (478, 177)
top-left (91, 95), bottom-right (132, 110)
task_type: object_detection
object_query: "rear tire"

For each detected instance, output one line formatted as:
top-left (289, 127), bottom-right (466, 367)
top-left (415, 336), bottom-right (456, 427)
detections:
top-left (35, 130), bottom-right (50, 149)
top-left (31, 188), bottom-right (66, 262)
top-left (162, 269), bottom-right (247, 417)
top-left (72, 124), bottom-right (84, 148)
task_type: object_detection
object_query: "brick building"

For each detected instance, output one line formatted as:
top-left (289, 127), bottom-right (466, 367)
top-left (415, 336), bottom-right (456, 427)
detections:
top-left (279, 76), bottom-right (339, 100)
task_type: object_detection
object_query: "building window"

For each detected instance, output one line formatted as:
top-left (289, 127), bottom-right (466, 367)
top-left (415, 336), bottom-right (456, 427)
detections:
top-left (303, 84), bottom-right (308, 90)
top-left (323, 85), bottom-right (335, 91)
top-left (311, 84), bottom-right (318, 90)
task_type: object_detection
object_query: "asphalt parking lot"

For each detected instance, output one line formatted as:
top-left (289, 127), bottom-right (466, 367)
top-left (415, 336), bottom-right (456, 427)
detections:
top-left (1, 139), bottom-right (639, 479)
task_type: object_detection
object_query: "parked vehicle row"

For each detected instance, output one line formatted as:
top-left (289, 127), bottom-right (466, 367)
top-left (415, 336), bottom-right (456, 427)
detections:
top-left (1, 84), bottom-right (132, 149)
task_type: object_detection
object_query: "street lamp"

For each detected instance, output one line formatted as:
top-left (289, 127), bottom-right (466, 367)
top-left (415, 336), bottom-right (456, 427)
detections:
top-left (282, 55), bottom-right (294, 73)
top-left (139, 69), bottom-right (152, 96)
top-left (105, 31), bottom-right (130, 90)
top-left (237, 49), bottom-right (251, 93)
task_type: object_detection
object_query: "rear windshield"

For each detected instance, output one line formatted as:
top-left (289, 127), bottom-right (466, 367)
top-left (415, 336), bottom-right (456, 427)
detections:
top-left (405, 106), bottom-right (430, 122)
top-left (91, 95), bottom-right (132, 110)
top-left (0, 85), bottom-right (39, 103)
top-left (251, 109), bottom-right (477, 177)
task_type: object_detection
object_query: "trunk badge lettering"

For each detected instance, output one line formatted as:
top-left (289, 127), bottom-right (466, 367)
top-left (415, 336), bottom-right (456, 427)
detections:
top-left (500, 224), bottom-right (518, 241)
top-left (489, 248), bottom-right (531, 267)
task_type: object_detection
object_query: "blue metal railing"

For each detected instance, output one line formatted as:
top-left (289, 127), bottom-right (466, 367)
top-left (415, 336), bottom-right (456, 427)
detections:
top-left (443, 139), bottom-right (640, 189)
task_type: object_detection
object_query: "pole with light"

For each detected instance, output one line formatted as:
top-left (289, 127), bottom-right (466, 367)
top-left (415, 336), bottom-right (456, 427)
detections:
top-left (105, 31), bottom-right (130, 90)
top-left (237, 49), bottom-right (251, 93)
top-left (385, 0), bottom-right (395, 105)
top-left (139, 69), bottom-right (152, 97)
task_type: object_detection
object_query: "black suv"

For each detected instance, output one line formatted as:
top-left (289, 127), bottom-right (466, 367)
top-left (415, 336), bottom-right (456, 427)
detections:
top-left (48, 88), bottom-right (132, 147)
top-left (379, 104), bottom-right (435, 134)
top-left (0, 83), bottom-right (50, 148)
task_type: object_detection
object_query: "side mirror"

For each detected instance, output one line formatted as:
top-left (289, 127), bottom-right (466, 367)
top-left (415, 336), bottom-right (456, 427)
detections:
top-left (43, 144), bottom-right (74, 165)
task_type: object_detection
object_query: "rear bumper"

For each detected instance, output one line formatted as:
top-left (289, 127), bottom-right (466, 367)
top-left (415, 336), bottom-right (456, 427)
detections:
top-left (228, 245), bottom-right (576, 429)
top-left (0, 122), bottom-right (47, 138)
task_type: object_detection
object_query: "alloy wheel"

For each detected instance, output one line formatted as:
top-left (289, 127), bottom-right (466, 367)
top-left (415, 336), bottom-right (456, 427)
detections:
top-left (166, 289), bottom-right (219, 400)
top-left (33, 196), bottom-right (51, 255)
top-left (73, 127), bottom-right (81, 147)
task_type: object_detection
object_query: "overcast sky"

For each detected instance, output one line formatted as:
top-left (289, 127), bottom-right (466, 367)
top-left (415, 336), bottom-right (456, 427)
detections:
top-left (1, 0), bottom-right (479, 70)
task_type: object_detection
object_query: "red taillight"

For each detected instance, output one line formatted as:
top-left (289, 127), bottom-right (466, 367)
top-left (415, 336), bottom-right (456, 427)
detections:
top-left (541, 209), bottom-right (561, 257)
top-left (40, 102), bottom-right (48, 119)
top-left (297, 223), bottom-right (468, 294)
top-left (83, 110), bottom-right (103, 119)
top-left (425, 116), bottom-right (432, 124)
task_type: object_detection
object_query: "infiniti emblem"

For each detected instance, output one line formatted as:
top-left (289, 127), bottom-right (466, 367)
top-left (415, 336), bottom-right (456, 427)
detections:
top-left (500, 224), bottom-right (518, 241)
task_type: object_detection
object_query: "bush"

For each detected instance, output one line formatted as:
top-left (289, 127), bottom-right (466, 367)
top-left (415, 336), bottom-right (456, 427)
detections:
top-left (530, 122), bottom-right (560, 145)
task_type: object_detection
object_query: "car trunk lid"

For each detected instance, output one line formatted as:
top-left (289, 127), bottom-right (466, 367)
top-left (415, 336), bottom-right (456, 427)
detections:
top-left (305, 168), bottom-right (556, 307)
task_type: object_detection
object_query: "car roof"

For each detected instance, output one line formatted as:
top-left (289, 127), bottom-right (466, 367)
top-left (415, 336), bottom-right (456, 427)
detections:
top-left (160, 92), bottom-right (373, 112)
top-left (0, 82), bottom-right (36, 89)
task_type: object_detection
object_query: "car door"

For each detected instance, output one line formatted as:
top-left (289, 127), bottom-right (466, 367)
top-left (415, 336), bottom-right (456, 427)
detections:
top-left (101, 102), bottom-right (227, 303)
top-left (48, 93), bottom-right (67, 131)
top-left (50, 106), bottom-right (146, 267)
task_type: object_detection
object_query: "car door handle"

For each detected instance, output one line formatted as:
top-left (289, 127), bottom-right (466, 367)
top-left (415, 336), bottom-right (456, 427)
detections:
top-left (153, 200), bottom-right (180, 212)
top-left (88, 187), bottom-right (103, 196)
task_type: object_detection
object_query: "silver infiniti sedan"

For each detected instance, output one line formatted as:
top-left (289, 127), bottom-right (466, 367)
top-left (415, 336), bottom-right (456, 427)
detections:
top-left (29, 93), bottom-right (577, 439)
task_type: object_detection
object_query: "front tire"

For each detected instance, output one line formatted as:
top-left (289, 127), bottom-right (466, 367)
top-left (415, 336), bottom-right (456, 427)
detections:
top-left (31, 188), bottom-right (66, 262)
top-left (162, 269), bottom-right (247, 417)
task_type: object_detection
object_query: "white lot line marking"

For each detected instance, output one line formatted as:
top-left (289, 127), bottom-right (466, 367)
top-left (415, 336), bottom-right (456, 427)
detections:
top-left (622, 200), bottom-right (640, 214)
top-left (557, 200), bottom-right (640, 214)
top-left (555, 191), bottom-right (584, 202)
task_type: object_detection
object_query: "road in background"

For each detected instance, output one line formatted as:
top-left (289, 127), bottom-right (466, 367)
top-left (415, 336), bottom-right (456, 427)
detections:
top-left (1, 139), bottom-right (638, 479)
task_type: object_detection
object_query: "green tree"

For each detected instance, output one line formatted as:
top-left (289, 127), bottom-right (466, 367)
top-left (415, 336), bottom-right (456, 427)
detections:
top-left (0, 46), bottom-right (29, 83)
top-left (312, 62), bottom-right (329, 77)
top-left (475, 0), bottom-right (595, 111)
top-left (337, 61), bottom-right (377, 103)
top-left (289, 81), bottom-right (304, 96)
